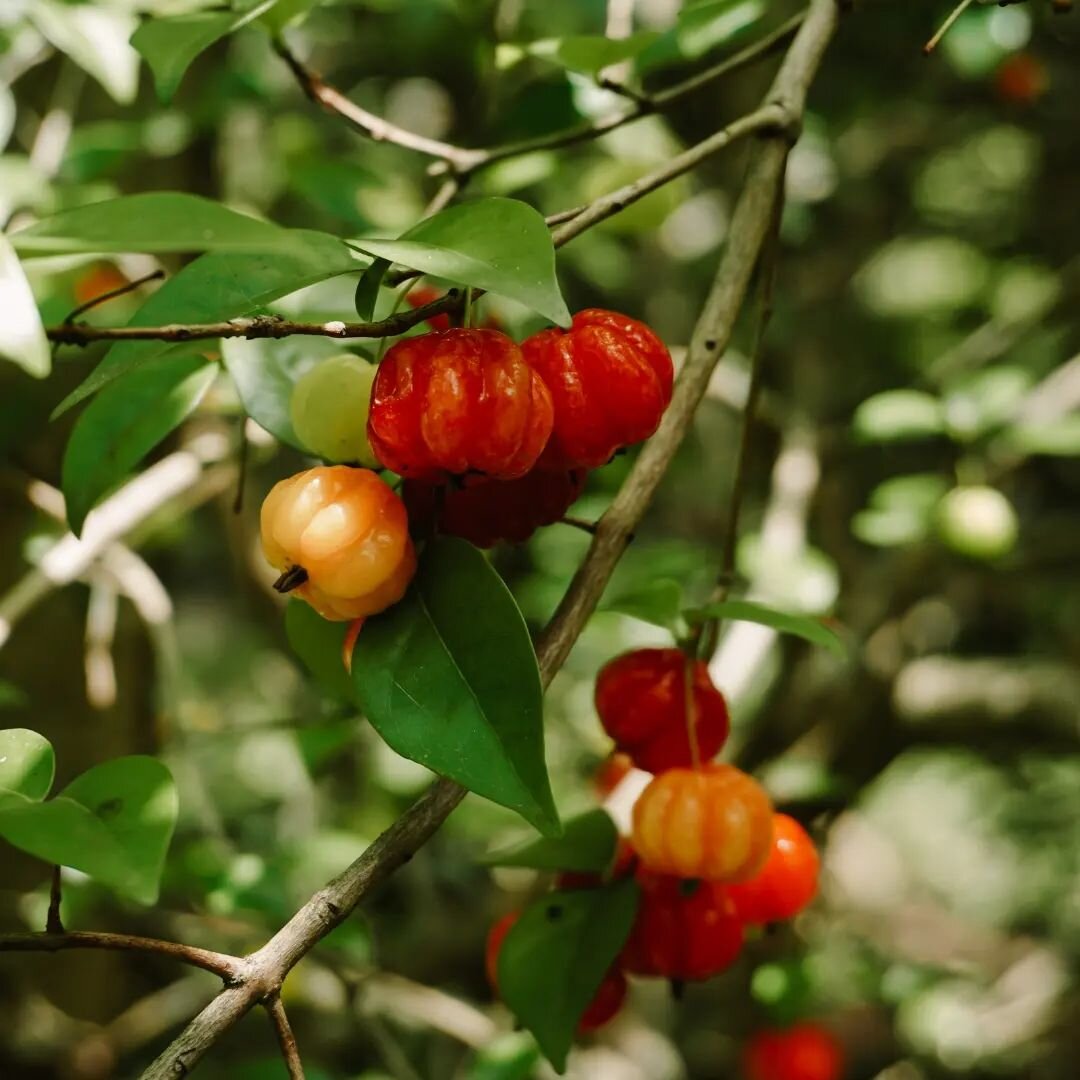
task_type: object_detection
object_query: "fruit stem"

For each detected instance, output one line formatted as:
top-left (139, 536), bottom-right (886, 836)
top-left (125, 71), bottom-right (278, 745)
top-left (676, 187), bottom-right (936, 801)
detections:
top-left (683, 652), bottom-right (702, 770)
top-left (376, 279), bottom-right (423, 362)
top-left (463, 287), bottom-right (474, 329)
top-left (272, 565), bottom-right (309, 593)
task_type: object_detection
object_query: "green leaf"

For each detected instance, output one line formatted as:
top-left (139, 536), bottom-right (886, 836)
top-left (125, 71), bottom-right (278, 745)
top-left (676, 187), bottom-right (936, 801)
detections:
top-left (499, 878), bottom-right (640, 1072)
top-left (599, 577), bottom-right (684, 632)
top-left (525, 32), bottom-right (659, 75)
top-left (354, 257), bottom-right (390, 320)
top-left (31, 0), bottom-right (139, 104)
top-left (284, 600), bottom-right (354, 702)
top-left (351, 198), bottom-right (570, 327)
top-left (637, 0), bottom-right (764, 73)
top-left (353, 537), bottom-right (559, 836)
top-left (482, 809), bottom-right (617, 872)
top-left (685, 599), bottom-right (846, 657)
top-left (132, 1), bottom-right (278, 103)
top-left (0, 234), bottom-right (50, 378)
top-left (52, 233), bottom-right (364, 417)
top-left (0, 729), bottom-right (55, 802)
top-left (222, 336), bottom-right (353, 451)
top-left (62, 353), bottom-right (216, 536)
top-left (0, 755), bottom-right (177, 904)
top-left (853, 389), bottom-right (945, 443)
top-left (12, 193), bottom-right (298, 258)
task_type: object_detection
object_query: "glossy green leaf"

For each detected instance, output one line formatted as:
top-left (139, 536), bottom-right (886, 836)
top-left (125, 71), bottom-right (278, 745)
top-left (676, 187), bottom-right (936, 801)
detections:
top-left (12, 193), bottom-right (297, 258)
top-left (853, 389), bottom-right (945, 443)
top-left (482, 808), bottom-right (617, 872)
top-left (222, 336), bottom-right (353, 451)
top-left (353, 537), bottom-right (559, 836)
top-left (0, 755), bottom-right (177, 904)
top-left (525, 33), bottom-right (659, 75)
top-left (685, 599), bottom-right (845, 657)
top-left (132, 2), bottom-right (278, 102)
top-left (350, 198), bottom-right (570, 327)
top-left (62, 353), bottom-right (216, 536)
top-left (499, 878), bottom-right (640, 1072)
top-left (31, 0), bottom-right (139, 104)
top-left (354, 257), bottom-right (390, 320)
top-left (599, 577), bottom-right (684, 632)
top-left (52, 232), bottom-right (364, 417)
top-left (0, 729), bottom-right (55, 802)
top-left (0, 234), bottom-right (50, 378)
top-left (284, 600), bottom-right (354, 702)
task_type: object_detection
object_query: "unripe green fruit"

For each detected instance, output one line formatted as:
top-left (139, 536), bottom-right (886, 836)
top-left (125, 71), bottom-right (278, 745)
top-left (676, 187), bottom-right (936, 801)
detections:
top-left (936, 485), bottom-right (1018, 560)
top-left (290, 354), bottom-right (380, 467)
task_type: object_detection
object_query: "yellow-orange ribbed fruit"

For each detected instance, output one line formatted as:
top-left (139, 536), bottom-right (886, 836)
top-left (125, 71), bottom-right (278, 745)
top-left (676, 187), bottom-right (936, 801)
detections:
top-left (260, 466), bottom-right (415, 621)
top-left (631, 763), bottom-right (774, 882)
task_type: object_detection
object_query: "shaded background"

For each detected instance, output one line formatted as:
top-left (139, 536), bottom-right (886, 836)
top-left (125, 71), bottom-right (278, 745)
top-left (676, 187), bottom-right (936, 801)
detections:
top-left (2, 0), bottom-right (1079, 1077)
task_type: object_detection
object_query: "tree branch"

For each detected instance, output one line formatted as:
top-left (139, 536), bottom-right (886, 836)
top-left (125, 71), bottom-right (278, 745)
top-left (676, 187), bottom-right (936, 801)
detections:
top-left (45, 294), bottom-right (463, 348)
top-left (274, 12), bottom-right (806, 182)
top-left (434, 9), bottom-right (809, 179)
top-left (138, 2), bottom-right (838, 1075)
top-left (0, 931), bottom-right (243, 981)
top-left (45, 105), bottom-right (778, 348)
top-left (549, 104), bottom-right (789, 248)
top-left (273, 40), bottom-right (477, 171)
top-left (0, 447), bottom-right (233, 650)
top-left (695, 185), bottom-right (784, 658)
top-left (265, 994), bottom-right (305, 1080)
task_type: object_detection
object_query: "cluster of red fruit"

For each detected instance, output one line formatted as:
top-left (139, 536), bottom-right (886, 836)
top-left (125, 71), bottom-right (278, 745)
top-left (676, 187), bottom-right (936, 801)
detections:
top-left (260, 304), bottom-right (673, 622)
top-left (486, 648), bottom-right (823, 1063)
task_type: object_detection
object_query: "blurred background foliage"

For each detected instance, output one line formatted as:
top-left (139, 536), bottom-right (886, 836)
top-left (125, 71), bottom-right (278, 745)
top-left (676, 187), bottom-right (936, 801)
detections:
top-left (1, 0), bottom-right (1079, 1077)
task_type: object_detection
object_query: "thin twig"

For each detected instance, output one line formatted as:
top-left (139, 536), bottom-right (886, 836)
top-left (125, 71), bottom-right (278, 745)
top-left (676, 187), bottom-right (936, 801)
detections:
top-left (266, 994), bottom-right (306, 1080)
top-left (550, 104), bottom-right (791, 247)
top-left (422, 177), bottom-right (461, 217)
top-left (44, 294), bottom-right (463, 348)
top-left (698, 187), bottom-right (784, 658)
top-left (923, 0), bottom-right (976, 55)
top-left (62, 269), bottom-right (165, 325)
top-left (274, 40), bottom-right (477, 170)
top-left (47, 107), bottom-right (778, 345)
top-left (559, 516), bottom-right (599, 536)
top-left (545, 205), bottom-right (587, 227)
top-left (0, 446), bottom-right (233, 650)
top-left (276, 11), bottom-right (806, 182)
top-left (138, 5), bottom-right (838, 1073)
top-left (46, 867), bottom-right (64, 933)
top-left (0, 931), bottom-right (243, 981)
top-left (650, 10), bottom-right (808, 108)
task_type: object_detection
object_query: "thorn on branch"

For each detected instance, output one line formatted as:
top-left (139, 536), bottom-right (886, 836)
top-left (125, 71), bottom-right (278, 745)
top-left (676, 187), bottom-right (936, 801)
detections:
top-left (559, 515), bottom-right (598, 536)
